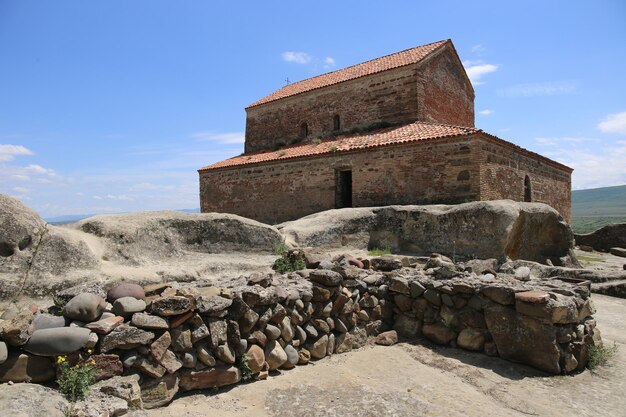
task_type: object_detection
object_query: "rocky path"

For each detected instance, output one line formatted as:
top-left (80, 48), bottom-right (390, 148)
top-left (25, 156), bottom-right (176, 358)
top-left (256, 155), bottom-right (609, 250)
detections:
top-left (146, 294), bottom-right (626, 417)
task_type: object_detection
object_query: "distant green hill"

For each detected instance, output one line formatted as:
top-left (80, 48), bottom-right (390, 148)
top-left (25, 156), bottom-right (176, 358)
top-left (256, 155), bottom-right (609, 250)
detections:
top-left (571, 184), bottom-right (626, 233)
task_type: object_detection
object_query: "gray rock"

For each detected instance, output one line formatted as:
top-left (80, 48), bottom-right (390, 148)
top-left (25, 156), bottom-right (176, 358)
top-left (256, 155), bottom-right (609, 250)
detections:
top-left (131, 312), bottom-right (169, 330)
top-left (410, 281), bottom-right (426, 297)
top-left (63, 293), bottom-right (106, 322)
top-left (150, 296), bottom-right (192, 316)
top-left (309, 269), bottom-right (343, 286)
top-left (0, 353), bottom-right (55, 383)
top-left (100, 324), bottom-right (155, 352)
top-left (215, 344), bottom-right (236, 364)
top-left (29, 314), bottom-right (67, 332)
top-left (24, 327), bottom-right (91, 356)
top-left (196, 295), bottom-right (233, 315)
top-left (280, 201), bottom-right (578, 266)
top-left (308, 334), bottom-right (328, 360)
top-left (514, 266), bottom-right (532, 281)
top-left (0, 383), bottom-right (68, 417)
top-left (264, 324), bottom-right (281, 340)
top-left (112, 297), bottom-right (146, 316)
top-left (264, 340), bottom-right (287, 370)
top-left (485, 304), bottom-right (561, 374)
top-left (283, 344), bottom-right (299, 369)
top-left (140, 373), bottom-right (179, 409)
top-left (196, 344), bottom-right (216, 367)
top-left (0, 310), bottom-right (34, 346)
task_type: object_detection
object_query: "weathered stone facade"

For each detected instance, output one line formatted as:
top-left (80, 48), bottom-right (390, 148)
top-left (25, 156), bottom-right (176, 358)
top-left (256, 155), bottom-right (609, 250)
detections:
top-left (199, 39), bottom-right (572, 224)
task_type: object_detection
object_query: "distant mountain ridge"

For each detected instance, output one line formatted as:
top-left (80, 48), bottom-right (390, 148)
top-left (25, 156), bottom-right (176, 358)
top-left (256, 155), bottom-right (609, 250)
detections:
top-left (45, 208), bottom-right (201, 225)
top-left (571, 184), bottom-right (626, 233)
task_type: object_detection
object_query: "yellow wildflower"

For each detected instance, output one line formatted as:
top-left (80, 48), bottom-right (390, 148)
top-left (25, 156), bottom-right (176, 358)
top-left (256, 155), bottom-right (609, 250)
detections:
top-left (56, 355), bottom-right (67, 364)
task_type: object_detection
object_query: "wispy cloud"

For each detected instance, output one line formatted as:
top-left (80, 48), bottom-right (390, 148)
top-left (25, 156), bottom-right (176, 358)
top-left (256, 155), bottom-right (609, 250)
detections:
top-left (478, 109), bottom-right (494, 116)
top-left (497, 80), bottom-right (577, 98)
top-left (93, 194), bottom-right (134, 201)
top-left (191, 132), bottom-right (245, 145)
top-left (533, 136), bottom-right (626, 189)
top-left (462, 60), bottom-right (498, 85)
top-left (323, 57), bottom-right (336, 68)
top-left (281, 51), bottom-right (312, 64)
top-left (0, 144), bottom-right (33, 162)
top-left (597, 111), bottom-right (626, 134)
top-left (535, 136), bottom-right (597, 146)
top-left (471, 44), bottom-right (487, 55)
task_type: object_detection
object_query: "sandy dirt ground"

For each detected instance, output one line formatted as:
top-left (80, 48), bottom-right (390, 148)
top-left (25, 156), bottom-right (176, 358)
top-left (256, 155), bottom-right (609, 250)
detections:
top-left (146, 293), bottom-right (626, 417)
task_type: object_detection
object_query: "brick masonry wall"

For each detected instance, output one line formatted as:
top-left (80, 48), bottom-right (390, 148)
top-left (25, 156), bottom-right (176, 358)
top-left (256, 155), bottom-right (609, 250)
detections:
top-left (200, 137), bottom-right (482, 224)
top-left (244, 46), bottom-right (475, 154)
top-left (417, 44), bottom-right (475, 127)
top-left (245, 64), bottom-right (420, 153)
top-left (476, 134), bottom-right (572, 222)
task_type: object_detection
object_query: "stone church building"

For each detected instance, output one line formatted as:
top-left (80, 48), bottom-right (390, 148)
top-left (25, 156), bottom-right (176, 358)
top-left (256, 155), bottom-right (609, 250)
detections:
top-left (199, 39), bottom-right (572, 224)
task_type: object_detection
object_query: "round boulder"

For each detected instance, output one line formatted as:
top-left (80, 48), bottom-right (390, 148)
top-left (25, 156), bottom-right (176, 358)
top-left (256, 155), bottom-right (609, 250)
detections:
top-left (112, 297), bottom-right (146, 317)
top-left (24, 327), bottom-right (92, 356)
top-left (107, 283), bottom-right (146, 303)
top-left (63, 293), bottom-right (106, 322)
top-left (264, 340), bottom-right (287, 371)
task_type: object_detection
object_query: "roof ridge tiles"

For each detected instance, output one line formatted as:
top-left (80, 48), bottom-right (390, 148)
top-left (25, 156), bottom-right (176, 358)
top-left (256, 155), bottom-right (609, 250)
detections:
top-left (246, 39), bottom-right (449, 109)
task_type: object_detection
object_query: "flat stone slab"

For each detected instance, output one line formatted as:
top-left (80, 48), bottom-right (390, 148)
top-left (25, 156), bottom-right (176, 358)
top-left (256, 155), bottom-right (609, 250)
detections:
top-left (515, 291), bottom-right (550, 304)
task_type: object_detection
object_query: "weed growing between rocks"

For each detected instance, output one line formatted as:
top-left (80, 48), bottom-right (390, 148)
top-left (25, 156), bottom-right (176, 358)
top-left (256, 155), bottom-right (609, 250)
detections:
top-left (237, 353), bottom-right (253, 382)
top-left (272, 242), bottom-right (306, 273)
top-left (588, 342), bottom-right (619, 369)
top-left (56, 354), bottom-right (96, 402)
top-left (368, 247), bottom-right (391, 256)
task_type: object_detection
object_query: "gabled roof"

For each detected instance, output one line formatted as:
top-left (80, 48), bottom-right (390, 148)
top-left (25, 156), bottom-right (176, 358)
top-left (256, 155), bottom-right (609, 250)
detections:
top-left (247, 39), bottom-right (449, 109)
top-left (199, 122), bottom-right (478, 171)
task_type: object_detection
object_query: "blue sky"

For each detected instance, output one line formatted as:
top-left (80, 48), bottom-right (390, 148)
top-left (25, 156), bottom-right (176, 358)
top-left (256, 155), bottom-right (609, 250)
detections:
top-left (1, 1), bottom-right (625, 217)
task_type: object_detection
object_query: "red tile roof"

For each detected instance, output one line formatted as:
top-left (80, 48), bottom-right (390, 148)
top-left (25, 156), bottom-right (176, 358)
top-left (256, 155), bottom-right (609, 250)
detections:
top-left (199, 122), bottom-right (479, 172)
top-left (247, 40), bottom-right (449, 108)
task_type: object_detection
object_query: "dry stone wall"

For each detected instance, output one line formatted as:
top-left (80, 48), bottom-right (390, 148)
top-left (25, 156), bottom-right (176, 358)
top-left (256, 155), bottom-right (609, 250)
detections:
top-left (0, 252), bottom-right (600, 412)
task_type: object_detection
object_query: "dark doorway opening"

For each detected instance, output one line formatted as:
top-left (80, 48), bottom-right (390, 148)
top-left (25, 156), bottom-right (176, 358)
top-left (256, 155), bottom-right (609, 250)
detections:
top-left (524, 175), bottom-right (532, 202)
top-left (336, 170), bottom-right (353, 208)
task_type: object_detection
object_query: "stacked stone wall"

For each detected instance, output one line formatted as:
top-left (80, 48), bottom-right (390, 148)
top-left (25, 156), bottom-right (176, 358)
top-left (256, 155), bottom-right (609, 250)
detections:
top-left (0, 253), bottom-right (600, 410)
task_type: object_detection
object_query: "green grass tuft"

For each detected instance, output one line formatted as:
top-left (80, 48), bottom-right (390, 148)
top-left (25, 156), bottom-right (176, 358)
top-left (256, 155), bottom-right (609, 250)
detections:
top-left (588, 342), bottom-right (618, 370)
top-left (368, 247), bottom-right (391, 256)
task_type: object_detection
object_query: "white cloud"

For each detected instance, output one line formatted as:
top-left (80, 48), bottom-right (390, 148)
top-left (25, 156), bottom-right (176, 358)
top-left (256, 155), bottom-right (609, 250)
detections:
top-left (535, 136), bottom-right (596, 146)
top-left (0, 144), bottom-right (33, 162)
top-left (471, 44), bottom-right (486, 55)
top-left (281, 51), bottom-right (312, 64)
top-left (534, 138), bottom-right (626, 189)
top-left (323, 57), bottom-right (336, 68)
top-left (478, 109), bottom-right (494, 116)
top-left (191, 132), bottom-right (245, 145)
top-left (597, 111), bottom-right (626, 134)
top-left (93, 194), bottom-right (134, 201)
top-left (462, 61), bottom-right (498, 85)
top-left (497, 81), bottom-right (577, 98)
top-left (13, 186), bottom-right (28, 194)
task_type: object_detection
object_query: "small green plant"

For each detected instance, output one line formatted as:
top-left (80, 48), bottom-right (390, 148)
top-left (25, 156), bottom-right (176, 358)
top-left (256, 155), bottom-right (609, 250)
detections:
top-left (236, 353), bottom-right (253, 381)
top-left (312, 137), bottom-right (322, 145)
top-left (272, 241), bottom-right (306, 273)
top-left (277, 151), bottom-right (287, 157)
top-left (329, 145), bottom-right (338, 152)
top-left (368, 247), bottom-right (391, 256)
top-left (56, 355), bottom-right (96, 402)
top-left (588, 342), bottom-right (618, 369)
top-left (53, 294), bottom-right (68, 310)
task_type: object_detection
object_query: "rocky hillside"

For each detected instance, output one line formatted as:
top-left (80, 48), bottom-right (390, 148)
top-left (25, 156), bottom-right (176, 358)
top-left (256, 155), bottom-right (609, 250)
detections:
top-left (0, 195), bottom-right (582, 300)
